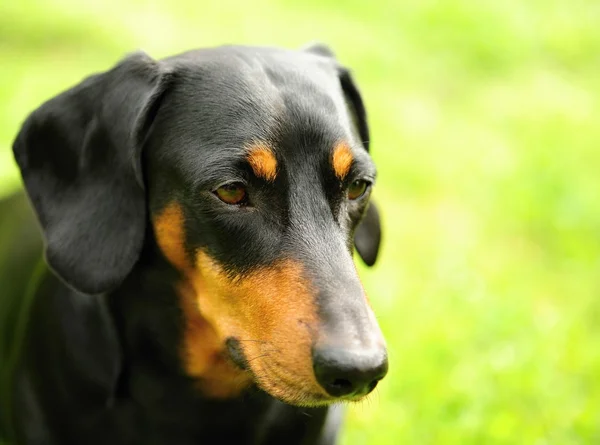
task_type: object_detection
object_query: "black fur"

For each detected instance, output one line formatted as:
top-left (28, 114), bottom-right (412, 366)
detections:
top-left (0, 44), bottom-right (383, 445)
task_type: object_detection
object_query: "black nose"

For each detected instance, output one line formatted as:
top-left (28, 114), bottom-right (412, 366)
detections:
top-left (312, 346), bottom-right (388, 398)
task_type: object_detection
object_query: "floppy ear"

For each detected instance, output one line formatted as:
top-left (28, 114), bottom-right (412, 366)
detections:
top-left (13, 52), bottom-right (171, 295)
top-left (354, 201), bottom-right (381, 266)
top-left (303, 42), bottom-right (370, 152)
top-left (304, 43), bottom-right (380, 265)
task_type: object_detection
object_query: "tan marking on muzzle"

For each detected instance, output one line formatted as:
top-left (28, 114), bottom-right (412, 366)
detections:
top-left (190, 252), bottom-right (329, 405)
top-left (153, 202), bottom-right (328, 403)
top-left (153, 203), bottom-right (250, 398)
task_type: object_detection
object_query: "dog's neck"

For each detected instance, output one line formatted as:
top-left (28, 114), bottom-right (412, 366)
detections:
top-left (15, 242), bottom-right (333, 444)
top-left (109, 256), bottom-right (239, 390)
top-left (104, 255), bottom-right (333, 444)
top-left (105, 260), bottom-right (253, 434)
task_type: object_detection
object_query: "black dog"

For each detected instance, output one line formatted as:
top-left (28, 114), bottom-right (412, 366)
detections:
top-left (0, 43), bottom-right (387, 445)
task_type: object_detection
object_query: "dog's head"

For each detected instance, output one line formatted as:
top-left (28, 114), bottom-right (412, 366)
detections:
top-left (13, 44), bottom-right (387, 406)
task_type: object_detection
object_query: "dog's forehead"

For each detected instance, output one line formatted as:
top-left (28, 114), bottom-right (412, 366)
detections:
top-left (157, 47), bottom-right (356, 162)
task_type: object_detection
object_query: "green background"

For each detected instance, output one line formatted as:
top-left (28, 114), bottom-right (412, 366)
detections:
top-left (1, 1), bottom-right (599, 443)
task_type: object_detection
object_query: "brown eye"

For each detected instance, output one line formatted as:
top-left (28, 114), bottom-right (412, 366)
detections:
top-left (348, 179), bottom-right (369, 200)
top-left (215, 182), bottom-right (247, 205)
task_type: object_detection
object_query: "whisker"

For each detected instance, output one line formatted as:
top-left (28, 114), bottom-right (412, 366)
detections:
top-left (232, 338), bottom-right (281, 354)
top-left (234, 339), bottom-right (271, 343)
top-left (245, 353), bottom-right (271, 364)
top-left (235, 338), bottom-right (299, 345)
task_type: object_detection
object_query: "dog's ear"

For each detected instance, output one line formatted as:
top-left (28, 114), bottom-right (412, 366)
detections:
top-left (336, 67), bottom-right (379, 264)
top-left (302, 42), bottom-right (337, 58)
top-left (304, 43), bottom-right (379, 265)
top-left (354, 201), bottom-right (381, 266)
top-left (13, 52), bottom-right (171, 295)
top-left (303, 42), bottom-right (370, 152)
top-left (337, 66), bottom-right (370, 152)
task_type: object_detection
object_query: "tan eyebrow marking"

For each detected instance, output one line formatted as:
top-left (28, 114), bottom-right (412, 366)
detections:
top-left (331, 142), bottom-right (354, 179)
top-left (246, 143), bottom-right (278, 182)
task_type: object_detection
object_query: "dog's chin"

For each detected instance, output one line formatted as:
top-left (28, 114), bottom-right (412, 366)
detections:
top-left (254, 372), bottom-right (334, 408)
top-left (254, 371), bottom-right (372, 408)
top-left (225, 337), bottom-right (370, 407)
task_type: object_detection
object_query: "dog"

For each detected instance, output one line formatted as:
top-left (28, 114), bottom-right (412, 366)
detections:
top-left (0, 43), bottom-right (387, 445)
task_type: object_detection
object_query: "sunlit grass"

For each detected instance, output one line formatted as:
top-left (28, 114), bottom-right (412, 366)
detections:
top-left (1, 0), bottom-right (599, 443)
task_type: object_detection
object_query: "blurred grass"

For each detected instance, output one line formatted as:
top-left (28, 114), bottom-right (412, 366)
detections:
top-left (1, 0), bottom-right (599, 443)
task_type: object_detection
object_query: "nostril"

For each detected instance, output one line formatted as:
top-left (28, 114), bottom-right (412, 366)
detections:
top-left (330, 378), bottom-right (353, 395)
top-left (313, 359), bottom-right (358, 398)
top-left (367, 379), bottom-right (379, 393)
top-left (313, 346), bottom-right (388, 398)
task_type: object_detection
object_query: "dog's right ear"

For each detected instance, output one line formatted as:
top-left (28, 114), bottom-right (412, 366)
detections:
top-left (13, 52), bottom-right (172, 295)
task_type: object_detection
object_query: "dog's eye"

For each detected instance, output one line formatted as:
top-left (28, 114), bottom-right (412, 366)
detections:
top-left (348, 179), bottom-right (370, 200)
top-left (215, 182), bottom-right (247, 205)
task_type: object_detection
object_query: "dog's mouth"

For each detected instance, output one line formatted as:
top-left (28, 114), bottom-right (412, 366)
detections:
top-left (225, 336), bottom-right (328, 405)
top-left (225, 337), bottom-right (250, 371)
top-left (165, 248), bottom-right (387, 405)
top-left (224, 336), bottom-right (377, 407)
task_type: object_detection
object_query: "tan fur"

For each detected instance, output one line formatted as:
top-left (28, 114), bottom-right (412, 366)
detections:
top-left (191, 252), bottom-right (328, 405)
top-left (153, 202), bottom-right (327, 404)
top-left (246, 143), bottom-right (278, 182)
top-left (332, 142), bottom-right (354, 179)
top-left (153, 203), bottom-right (250, 398)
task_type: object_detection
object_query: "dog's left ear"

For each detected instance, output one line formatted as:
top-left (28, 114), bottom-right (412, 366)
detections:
top-left (13, 52), bottom-right (172, 295)
top-left (354, 201), bottom-right (381, 266)
top-left (304, 43), bottom-right (381, 265)
top-left (303, 42), bottom-right (370, 152)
